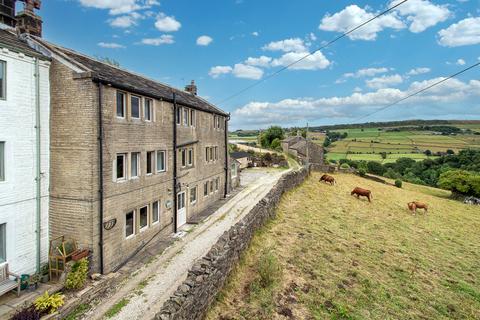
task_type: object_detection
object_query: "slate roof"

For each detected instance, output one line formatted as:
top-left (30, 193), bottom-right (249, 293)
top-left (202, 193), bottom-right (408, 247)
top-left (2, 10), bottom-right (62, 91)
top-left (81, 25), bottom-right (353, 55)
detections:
top-left (31, 37), bottom-right (228, 116)
top-left (230, 151), bottom-right (252, 159)
top-left (0, 28), bottom-right (46, 59)
top-left (283, 136), bottom-right (303, 144)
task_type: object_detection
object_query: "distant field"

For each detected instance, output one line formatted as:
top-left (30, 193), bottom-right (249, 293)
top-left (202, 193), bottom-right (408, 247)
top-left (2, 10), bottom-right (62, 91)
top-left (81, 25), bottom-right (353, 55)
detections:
top-left (325, 126), bottom-right (480, 163)
top-left (207, 173), bottom-right (480, 320)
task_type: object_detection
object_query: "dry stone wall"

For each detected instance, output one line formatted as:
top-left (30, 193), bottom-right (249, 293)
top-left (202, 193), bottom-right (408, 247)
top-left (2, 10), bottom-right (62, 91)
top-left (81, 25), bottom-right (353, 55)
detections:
top-left (155, 167), bottom-right (309, 320)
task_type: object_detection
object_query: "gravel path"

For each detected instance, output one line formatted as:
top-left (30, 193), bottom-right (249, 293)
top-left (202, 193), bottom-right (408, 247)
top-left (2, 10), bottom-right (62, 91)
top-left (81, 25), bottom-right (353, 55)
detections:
top-left (84, 168), bottom-right (287, 320)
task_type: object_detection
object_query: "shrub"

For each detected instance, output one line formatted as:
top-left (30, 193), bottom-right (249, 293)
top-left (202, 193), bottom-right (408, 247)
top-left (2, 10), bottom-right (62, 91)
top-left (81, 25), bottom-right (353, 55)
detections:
top-left (257, 250), bottom-right (281, 288)
top-left (358, 168), bottom-right (366, 177)
top-left (438, 170), bottom-right (480, 197)
top-left (340, 163), bottom-right (350, 170)
top-left (65, 258), bottom-right (89, 290)
top-left (367, 161), bottom-right (385, 175)
top-left (395, 179), bottom-right (403, 188)
top-left (34, 291), bottom-right (64, 315)
top-left (10, 306), bottom-right (40, 320)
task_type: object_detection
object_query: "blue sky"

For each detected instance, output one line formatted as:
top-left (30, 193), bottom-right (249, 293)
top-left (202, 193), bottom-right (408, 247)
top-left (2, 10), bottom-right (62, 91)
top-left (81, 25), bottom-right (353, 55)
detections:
top-left (34, 0), bottom-right (480, 129)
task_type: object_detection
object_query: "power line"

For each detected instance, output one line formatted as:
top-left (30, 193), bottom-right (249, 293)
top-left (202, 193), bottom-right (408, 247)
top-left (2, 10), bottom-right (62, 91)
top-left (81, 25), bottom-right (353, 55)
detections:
top-left (353, 61), bottom-right (480, 123)
top-left (216, 0), bottom-right (410, 106)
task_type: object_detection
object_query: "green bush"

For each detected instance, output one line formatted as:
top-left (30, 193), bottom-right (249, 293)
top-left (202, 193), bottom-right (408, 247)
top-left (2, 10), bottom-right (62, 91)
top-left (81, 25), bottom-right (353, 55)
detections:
top-left (257, 250), bottom-right (281, 288)
top-left (340, 163), bottom-right (350, 170)
top-left (358, 168), bottom-right (366, 177)
top-left (65, 258), bottom-right (89, 290)
top-left (395, 179), bottom-right (403, 188)
top-left (438, 170), bottom-right (480, 197)
top-left (34, 291), bottom-right (64, 315)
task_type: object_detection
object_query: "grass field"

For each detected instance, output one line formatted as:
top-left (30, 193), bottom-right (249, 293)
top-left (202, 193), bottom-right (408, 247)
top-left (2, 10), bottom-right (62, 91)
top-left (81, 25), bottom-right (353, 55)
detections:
top-left (206, 173), bottom-right (480, 320)
top-left (324, 127), bottom-right (480, 163)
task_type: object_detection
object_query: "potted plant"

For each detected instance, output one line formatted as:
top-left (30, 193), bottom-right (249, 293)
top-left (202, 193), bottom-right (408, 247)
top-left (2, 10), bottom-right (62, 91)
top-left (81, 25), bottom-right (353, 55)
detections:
top-left (40, 264), bottom-right (50, 283)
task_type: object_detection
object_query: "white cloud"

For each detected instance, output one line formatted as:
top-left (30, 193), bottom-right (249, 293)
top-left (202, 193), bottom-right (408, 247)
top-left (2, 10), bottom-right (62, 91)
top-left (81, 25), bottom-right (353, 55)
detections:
top-left (319, 5), bottom-right (405, 41)
top-left (196, 35), bottom-right (213, 46)
top-left (262, 38), bottom-right (307, 52)
top-left (344, 67), bottom-right (390, 78)
top-left (309, 33), bottom-right (317, 41)
top-left (252, 31), bottom-right (259, 37)
top-left (78, 0), bottom-right (158, 15)
top-left (232, 64), bottom-right (264, 80)
top-left (456, 58), bottom-right (466, 66)
top-left (140, 35), bottom-right (175, 46)
top-left (366, 74), bottom-right (404, 89)
top-left (407, 67), bottom-right (431, 76)
top-left (155, 13), bottom-right (181, 32)
top-left (109, 13), bottom-right (142, 28)
top-left (438, 17), bottom-right (480, 47)
top-left (208, 66), bottom-right (233, 79)
top-left (244, 56), bottom-right (272, 67)
top-left (391, 0), bottom-right (450, 33)
top-left (271, 51), bottom-right (331, 70)
top-left (98, 42), bottom-right (125, 49)
top-left (233, 78), bottom-right (480, 127)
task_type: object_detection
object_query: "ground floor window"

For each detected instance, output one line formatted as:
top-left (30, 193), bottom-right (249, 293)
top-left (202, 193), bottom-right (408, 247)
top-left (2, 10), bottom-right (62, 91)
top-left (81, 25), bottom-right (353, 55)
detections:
top-left (215, 178), bottom-right (219, 191)
top-left (190, 186), bottom-right (197, 204)
top-left (0, 142), bottom-right (4, 181)
top-left (157, 150), bottom-right (166, 172)
top-left (125, 211), bottom-right (135, 238)
top-left (204, 182), bottom-right (208, 197)
top-left (231, 163), bottom-right (238, 178)
top-left (152, 201), bottom-right (160, 224)
top-left (131, 152), bottom-right (140, 178)
top-left (116, 153), bottom-right (127, 181)
top-left (210, 180), bottom-right (214, 194)
top-left (146, 151), bottom-right (155, 175)
top-left (139, 206), bottom-right (148, 230)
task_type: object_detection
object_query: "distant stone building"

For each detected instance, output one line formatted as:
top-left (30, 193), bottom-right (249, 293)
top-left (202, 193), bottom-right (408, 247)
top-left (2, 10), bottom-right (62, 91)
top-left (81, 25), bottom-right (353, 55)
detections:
top-left (230, 151), bottom-right (253, 169)
top-left (282, 136), bottom-right (324, 165)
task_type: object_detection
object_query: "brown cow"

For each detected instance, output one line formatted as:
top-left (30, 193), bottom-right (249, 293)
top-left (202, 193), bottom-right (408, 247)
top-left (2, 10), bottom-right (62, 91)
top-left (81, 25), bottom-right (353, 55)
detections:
top-left (408, 201), bottom-right (429, 213)
top-left (351, 187), bottom-right (373, 202)
top-left (320, 174), bottom-right (336, 185)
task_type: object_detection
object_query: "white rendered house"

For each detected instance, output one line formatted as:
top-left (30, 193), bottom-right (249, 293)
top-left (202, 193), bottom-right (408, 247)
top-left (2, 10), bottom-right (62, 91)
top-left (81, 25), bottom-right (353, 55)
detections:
top-left (0, 27), bottom-right (50, 275)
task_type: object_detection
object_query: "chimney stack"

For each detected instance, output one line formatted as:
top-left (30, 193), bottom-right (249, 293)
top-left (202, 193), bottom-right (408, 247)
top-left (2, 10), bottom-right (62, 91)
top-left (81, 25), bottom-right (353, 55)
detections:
top-left (0, 0), bottom-right (16, 27)
top-left (16, 0), bottom-right (42, 37)
top-left (185, 80), bottom-right (197, 95)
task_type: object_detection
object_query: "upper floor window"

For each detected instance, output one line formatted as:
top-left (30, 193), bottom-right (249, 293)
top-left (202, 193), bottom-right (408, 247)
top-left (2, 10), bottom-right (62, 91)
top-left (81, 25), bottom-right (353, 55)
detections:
top-left (131, 95), bottom-right (141, 119)
top-left (116, 153), bottom-right (127, 181)
top-left (146, 151), bottom-right (155, 175)
top-left (190, 109), bottom-right (196, 127)
top-left (190, 186), bottom-right (197, 204)
top-left (131, 152), bottom-right (140, 178)
top-left (0, 61), bottom-right (5, 100)
top-left (152, 201), bottom-right (160, 224)
top-left (116, 91), bottom-right (126, 118)
top-left (213, 115), bottom-right (222, 130)
top-left (183, 108), bottom-right (189, 126)
top-left (139, 206), bottom-right (149, 231)
top-left (0, 142), bottom-right (4, 181)
top-left (188, 148), bottom-right (194, 166)
top-left (204, 182), bottom-right (208, 197)
top-left (144, 98), bottom-right (153, 121)
top-left (176, 107), bottom-right (181, 125)
top-left (156, 150), bottom-right (166, 172)
top-left (125, 211), bottom-right (135, 239)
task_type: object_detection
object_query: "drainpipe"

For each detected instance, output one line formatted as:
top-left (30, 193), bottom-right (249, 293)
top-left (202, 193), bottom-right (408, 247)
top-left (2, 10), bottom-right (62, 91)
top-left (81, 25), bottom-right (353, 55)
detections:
top-left (34, 58), bottom-right (41, 274)
top-left (172, 93), bottom-right (178, 234)
top-left (97, 83), bottom-right (105, 274)
top-left (223, 113), bottom-right (231, 198)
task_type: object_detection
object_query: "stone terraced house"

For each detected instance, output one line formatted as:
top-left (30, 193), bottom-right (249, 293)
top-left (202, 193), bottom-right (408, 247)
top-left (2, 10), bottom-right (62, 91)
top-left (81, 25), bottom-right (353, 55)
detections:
top-left (22, 36), bottom-right (233, 274)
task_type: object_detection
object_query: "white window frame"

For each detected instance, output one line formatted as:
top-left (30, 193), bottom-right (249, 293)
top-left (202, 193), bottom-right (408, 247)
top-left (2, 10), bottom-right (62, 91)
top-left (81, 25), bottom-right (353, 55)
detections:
top-left (210, 180), bottom-right (214, 194)
top-left (204, 182), bottom-right (208, 197)
top-left (139, 206), bottom-right (149, 232)
top-left (215, 178), bottom-right (219, 192)
top-left (116, 91), bottom-right (126, 119)
top-left (146, 151), bottom-right (155, 175)
top-left (231, 163), bottom-right (238, 178)
top-left (0, 60), bottom-right (6, 100)
top-left (183, 108), bottom-right (189, 126)
top-left (0, 141), bottom-right (4, 182)
top-left (156, 150), bottom-right (167, 173)
top-left (125, 210), bottom-right (135, 239)
top-left (0, 223), bottom-right (5, 263)
top-left (131, 95), bottom-right (141, 119)
top-left (116, 153), bottom-right (127, 182)
top-left (144, 98), bottom-right (153, 122)
top-left (152, 200), bottom-right (160, 225)
top-left (190, 186), bottom-right (197, 204)
top-left (131, 152), bottom-right (140, 179)
top-left (180, 149), bottom-right (187, 168)
top-left (176, 107), bottom-right (181, 125)
top-left (188, 148), bottom-right (194, 167)
top-left (190, 109), bottom-right (196, 127)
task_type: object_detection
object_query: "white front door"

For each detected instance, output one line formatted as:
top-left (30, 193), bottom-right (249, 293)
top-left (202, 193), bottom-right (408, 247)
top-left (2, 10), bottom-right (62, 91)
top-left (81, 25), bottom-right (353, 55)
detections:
top-left (177, 191), bottom-right (187, 228)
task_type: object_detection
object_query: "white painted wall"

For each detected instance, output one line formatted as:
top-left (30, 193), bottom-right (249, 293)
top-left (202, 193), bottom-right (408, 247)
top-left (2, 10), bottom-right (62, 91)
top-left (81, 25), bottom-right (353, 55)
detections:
top-left (0, 46), bottom-right (50, 275)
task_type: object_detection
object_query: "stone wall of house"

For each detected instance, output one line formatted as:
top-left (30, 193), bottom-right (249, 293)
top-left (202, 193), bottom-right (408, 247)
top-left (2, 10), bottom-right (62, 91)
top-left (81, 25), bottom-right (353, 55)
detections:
top-left (155, 167), bottom-right (310, 320)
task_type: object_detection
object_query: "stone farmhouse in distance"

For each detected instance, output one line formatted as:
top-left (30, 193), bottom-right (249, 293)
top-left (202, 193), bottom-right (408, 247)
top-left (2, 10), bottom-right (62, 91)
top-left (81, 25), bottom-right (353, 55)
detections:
top-left (282, 135), bottom-right (324, 165)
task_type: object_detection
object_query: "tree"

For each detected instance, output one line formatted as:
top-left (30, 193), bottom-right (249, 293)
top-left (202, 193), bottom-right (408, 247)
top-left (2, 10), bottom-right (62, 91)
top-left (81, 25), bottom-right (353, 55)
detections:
top-left (367, 161), bottom-right (385, 175)
top-left (380, 152), bottom-right (387, 160)
top-left (270, 138), bottom-right (281, 151)
top-left (323, 136), bottom-right (331, 148)
top-left (424, 149), bottom-right (432, 156)
top-left (446, 149), bottom-right (455, 155)
top-left (438, 170), bottom-right (480, 197)
top-left (259, 126), bottom-right (284, 149)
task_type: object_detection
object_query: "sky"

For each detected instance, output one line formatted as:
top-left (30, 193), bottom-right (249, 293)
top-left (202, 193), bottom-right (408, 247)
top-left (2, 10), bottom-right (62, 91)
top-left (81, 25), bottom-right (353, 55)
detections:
top-left (30, 0), bottom-right (480, 129)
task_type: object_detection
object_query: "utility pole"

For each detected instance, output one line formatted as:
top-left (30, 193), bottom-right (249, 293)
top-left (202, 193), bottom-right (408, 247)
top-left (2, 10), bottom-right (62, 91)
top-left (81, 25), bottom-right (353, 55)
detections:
top-left (306, 123), bottom-right (310, 166)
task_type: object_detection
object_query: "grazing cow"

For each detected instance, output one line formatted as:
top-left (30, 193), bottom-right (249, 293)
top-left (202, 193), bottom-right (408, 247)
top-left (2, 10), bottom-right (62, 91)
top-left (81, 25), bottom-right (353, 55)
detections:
top-left (408, 201), bottom-right (428, 213)
top-left (351, 187), bottom-right (373, 202)
top-left (320, 174), bottom-right (336, 185)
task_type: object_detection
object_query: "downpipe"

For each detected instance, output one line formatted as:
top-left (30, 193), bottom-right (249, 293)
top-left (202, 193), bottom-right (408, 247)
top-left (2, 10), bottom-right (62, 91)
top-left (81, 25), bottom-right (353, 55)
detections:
top-left (34, 58), bottom-right (41, 274)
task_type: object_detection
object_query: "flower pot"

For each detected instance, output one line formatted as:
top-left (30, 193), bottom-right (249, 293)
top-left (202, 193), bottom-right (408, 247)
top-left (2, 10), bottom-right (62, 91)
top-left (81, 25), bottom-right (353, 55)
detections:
top-left (40, 274), bottom-right (50, 283)
top-left (72, 249), bottom-right (89, 261)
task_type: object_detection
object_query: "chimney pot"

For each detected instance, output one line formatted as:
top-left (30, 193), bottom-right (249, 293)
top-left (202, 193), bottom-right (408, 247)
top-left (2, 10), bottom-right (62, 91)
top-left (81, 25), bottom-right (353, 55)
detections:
top-left (16, 0), bottom-right (43, 37)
